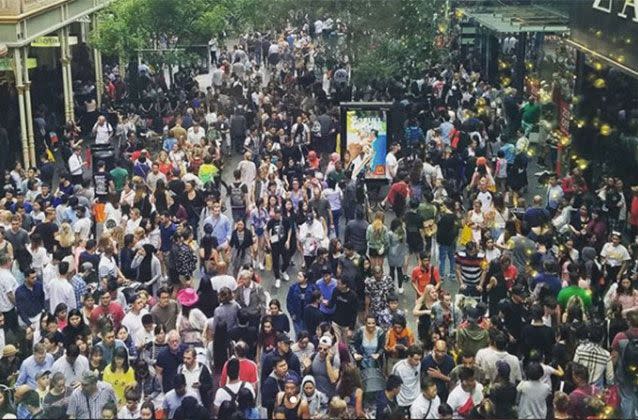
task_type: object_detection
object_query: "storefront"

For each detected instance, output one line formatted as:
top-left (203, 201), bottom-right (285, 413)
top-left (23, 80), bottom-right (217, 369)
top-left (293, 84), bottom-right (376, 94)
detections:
top-left (566, 1), bottom-right (638, 183)
top-left (0, 0), bottom-right (109, 168)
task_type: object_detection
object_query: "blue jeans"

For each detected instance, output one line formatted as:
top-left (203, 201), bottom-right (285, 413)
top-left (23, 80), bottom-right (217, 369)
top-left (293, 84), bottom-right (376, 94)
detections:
top-left (292, 319), bottom-right (306, 339)
top-left (332, 209), bottom-right (342, 238)
top-left (620, 383), bottom-right (638, 419)
top-left (439, 244), bottom-right (455, 278)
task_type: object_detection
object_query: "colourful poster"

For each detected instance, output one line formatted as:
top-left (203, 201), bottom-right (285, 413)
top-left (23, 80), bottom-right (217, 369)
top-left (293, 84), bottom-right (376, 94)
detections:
top-left (346, 109), bottom-right (387, 179)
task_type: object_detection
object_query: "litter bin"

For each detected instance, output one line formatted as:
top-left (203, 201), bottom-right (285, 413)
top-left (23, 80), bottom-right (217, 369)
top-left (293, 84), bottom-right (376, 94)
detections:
top-left (90, 144), bottom-right (116, 174)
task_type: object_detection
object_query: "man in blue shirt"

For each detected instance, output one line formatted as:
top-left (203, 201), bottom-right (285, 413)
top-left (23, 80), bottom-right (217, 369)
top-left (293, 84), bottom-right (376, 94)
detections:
top-left (159, 212), bottom-right (177, 252)
top-left (531, 260), bottom-right (562, 297)
top-left (16, 342), bottom-right (54, 388)
top-left (376, 374), bottom-right (402, 420)
top-left (155, 330), bottom-right (186, 393)
top-left (203, 201), bottom-right (232, 249)
top-left (316, 267), bottom-right (337, 318)
top-left (420, 339), bottom-right (455, 402)
top-left (15, 268), bottom-right (45, 326)
top-left (95, 324), bottom-right (127, 365)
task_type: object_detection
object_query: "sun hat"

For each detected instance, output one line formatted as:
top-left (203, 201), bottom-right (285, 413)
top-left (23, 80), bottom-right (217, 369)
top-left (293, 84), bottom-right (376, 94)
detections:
top-left (1, 345), bottom-right (18, 358)
top-left (176, 288), bottom-right (199, 307)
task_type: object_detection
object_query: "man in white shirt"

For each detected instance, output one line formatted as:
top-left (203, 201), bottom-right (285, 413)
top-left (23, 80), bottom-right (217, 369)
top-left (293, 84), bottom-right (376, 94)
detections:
top-left (177, 347), bottom-right (213, 408)
top-left (163, 374), bottom-right (198, 419)
top-left (48, 261), bottom-right (77, 313)
top-left (187, 121), bottom-right (205, 145)
top-left (213, 357), bottom-right (255, 417)
top-left (73, 206), bottom-right (92, 239)
top-left (600, 231), bottom-right (631, 282)
top-left (475, 329), bottom-right (522, 384)
top-left (42, 252), bottom-right (62, 305)
top-left (385, 143), bottom-right (400, 181)
top-left (146, 163), bottom-right (167, 192)
top-left (391, 345), bottom-right (423, 409)
top-left (447, 367), bottom-right (484, 418)
top-left (476, 180), bottom-right (493, 212)
top-left (121, 295), bottom-right (149, 346)
top-left (67, 147), bottom-right (86, 185)
top-left (50, 342), bottom-right (89, 386)
top-left (0, 254), bottom-right (18, 332)
top-left (92, 115), bottom-right (113, 145)
top-left (313, 18), bottom-right (324, 38)
top-left (411, 378), bottom-right (441, 419)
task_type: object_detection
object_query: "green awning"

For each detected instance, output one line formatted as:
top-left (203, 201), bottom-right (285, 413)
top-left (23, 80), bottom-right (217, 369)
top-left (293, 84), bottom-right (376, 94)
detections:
top-left (460, 5), bottom-right (569, 34)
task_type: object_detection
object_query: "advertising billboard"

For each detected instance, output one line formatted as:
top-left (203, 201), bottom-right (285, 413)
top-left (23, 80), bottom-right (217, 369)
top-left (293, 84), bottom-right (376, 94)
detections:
top-left (340, 103), bottom-right (392, 180)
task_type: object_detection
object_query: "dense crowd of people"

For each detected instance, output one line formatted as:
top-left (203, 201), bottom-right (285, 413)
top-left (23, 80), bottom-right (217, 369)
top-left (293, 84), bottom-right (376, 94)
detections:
top-left (0, 14), bottom-right (637, 420)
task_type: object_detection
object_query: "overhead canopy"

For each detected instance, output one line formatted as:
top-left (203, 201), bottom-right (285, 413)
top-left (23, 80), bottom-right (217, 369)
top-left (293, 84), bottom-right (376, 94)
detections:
top-left (460, 4), bottom-right (569, 34)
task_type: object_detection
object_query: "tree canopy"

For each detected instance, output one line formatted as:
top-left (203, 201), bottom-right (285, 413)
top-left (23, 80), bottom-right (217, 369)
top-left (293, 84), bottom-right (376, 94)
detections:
top-left (91, 0), bottom-right (449, 85)
top-left (91, 0), bottom-right (260, 65)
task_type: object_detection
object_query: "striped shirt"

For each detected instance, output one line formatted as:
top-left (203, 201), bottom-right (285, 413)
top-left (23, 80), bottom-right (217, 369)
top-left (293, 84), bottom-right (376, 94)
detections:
top-left (573, 341), bottom-right (614, 386)
top-left (66, 381), bottom-right (117, 419)
top-left (455, 251), bottom-right (485, 286)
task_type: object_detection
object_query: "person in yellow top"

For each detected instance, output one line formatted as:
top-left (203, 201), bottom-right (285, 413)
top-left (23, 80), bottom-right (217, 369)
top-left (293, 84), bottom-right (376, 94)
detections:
top-left (102, 346), bottom-right (135, 405)
top-left (198, 155), bottom-right (219, 185)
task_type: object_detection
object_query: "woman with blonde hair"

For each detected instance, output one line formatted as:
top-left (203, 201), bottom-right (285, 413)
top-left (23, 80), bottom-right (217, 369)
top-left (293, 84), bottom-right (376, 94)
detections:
top-left (0, 227), bottom-right (14, 258)
top-left (133, 227), bottom-right (148, 249)
top-left (133, 183), bottom-right (153, 219)
top-left (55, 223), bottom-right (75, 256)
top-left (366, 211), bottom-right (389, 269)
top-left (156, 150), bottom-right (173, 176)
top-left (413, 284), bottom-right (438, 349)
top-left (327, 396), bottom-right (348, 418)
top-left (0, 210), bottom-right (13, 231)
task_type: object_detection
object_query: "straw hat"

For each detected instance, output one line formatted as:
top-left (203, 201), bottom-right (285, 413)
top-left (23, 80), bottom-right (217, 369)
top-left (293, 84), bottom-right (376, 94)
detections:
top-left (1, 345), bottom-right (18, 358)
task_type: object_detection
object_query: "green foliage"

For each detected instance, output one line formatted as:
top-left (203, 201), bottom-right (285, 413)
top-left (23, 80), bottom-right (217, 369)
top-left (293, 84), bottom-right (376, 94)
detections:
top-left (91, 0), bottom-right (262, 64)
top-left (90, 0), bottom-right (448, 84)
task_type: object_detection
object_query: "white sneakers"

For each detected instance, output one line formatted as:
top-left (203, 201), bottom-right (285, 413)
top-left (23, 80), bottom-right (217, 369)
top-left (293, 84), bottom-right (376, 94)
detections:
top-left (282, 272), bottom-right (290, 281)
top-left (275, 278), bottom-right (281, 288)
top-left (398, 287), bottom-right (404, 295)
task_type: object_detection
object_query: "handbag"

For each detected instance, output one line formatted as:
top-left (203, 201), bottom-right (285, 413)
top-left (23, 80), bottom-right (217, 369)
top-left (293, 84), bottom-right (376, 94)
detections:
top-left (459, 224), bottom-right (473, 246)
top-left (264, 252), bottom-right (273, 271)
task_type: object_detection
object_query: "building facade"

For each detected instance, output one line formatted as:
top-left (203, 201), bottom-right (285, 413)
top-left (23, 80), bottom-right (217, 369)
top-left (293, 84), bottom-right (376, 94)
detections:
top-left (0, 0), bottom-right (110, 168)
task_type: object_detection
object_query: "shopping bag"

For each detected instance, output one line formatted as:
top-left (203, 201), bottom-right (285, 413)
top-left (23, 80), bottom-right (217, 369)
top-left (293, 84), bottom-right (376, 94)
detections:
top-left (264, 252), bottom-right (273, 271)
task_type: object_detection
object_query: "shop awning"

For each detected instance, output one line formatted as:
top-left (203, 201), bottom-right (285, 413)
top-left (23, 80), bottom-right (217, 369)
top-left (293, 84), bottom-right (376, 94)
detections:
top-left (460, 4), bottom-right (569, 34)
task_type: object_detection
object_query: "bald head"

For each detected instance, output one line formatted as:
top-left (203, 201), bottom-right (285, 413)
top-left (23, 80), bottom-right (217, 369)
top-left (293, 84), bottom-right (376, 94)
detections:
top-left (533, 195), bottom-right (543, 206)
top-left (434, 340), bottom-right (447, 352)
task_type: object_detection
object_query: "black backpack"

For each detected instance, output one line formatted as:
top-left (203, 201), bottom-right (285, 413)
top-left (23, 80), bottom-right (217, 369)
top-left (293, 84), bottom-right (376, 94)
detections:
top-left (619, 333), bottom-right (638, 384)
top-left (230, 182), bottom-right (246, 208)
top-left (222, 381), bottom-right (246, 406)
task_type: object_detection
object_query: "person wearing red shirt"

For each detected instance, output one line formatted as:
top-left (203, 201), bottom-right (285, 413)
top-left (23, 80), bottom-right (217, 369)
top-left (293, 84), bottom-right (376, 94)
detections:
top-left (560, 168), bottom-right (588, 200)
top-left (90, 289), bottom-right (125, 330)
top-left (219, 341), bottom-right (258, 389)
top-left (411, 251), bottom-right (440, 297)
top-left (382, 174), bottom-right (410, 217)
top-left (501, 254), bottom-right (518, 290)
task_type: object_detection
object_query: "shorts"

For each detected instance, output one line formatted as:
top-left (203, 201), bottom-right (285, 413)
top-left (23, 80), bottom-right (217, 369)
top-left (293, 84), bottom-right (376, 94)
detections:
top-left (369, 248), bottom-right (385, 258)
top-left (255, 227), bottom-right (265, 237)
